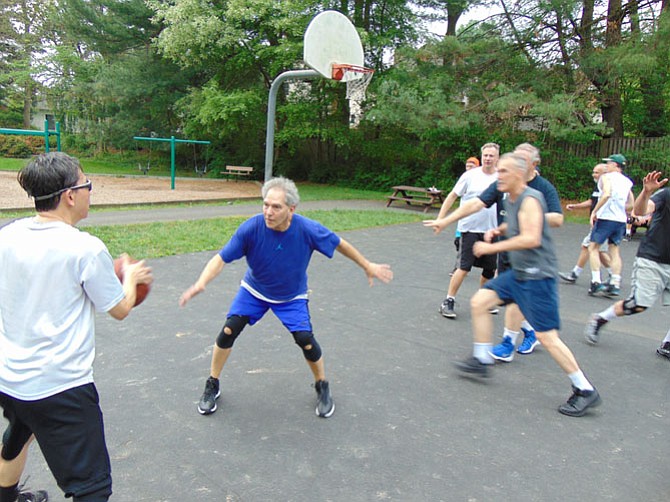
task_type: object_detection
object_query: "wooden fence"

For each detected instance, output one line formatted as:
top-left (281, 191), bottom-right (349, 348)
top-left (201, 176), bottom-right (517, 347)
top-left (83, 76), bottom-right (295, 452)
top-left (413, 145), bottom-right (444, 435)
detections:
top-left (545, 136), bottom-right (670, 160)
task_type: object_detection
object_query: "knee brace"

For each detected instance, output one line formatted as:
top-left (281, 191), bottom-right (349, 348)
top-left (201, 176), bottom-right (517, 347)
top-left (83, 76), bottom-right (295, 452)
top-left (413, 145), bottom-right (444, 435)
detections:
top-left (292, 331), bottom-right (322, 362)
top-left (622, 297), bottom-right (647, 316)
top-left (482, 268), bottom-right (496, 280)
top-left (216, 315), bottom-right (249, 349)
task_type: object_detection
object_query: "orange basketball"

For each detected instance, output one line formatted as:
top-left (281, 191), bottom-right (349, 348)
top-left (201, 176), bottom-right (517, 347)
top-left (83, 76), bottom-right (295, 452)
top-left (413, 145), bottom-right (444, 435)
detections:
top-left (114, 257), bottom-right (150, 307)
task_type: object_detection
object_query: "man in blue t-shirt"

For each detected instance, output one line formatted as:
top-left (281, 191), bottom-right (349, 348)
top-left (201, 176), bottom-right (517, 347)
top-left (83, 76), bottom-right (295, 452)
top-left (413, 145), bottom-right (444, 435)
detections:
top-left (180, 177), bottom-right (393, 419)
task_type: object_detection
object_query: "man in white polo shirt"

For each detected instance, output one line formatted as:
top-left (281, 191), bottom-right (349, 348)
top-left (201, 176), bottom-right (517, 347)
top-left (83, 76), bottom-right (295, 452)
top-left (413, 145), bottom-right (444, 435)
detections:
top-left (436, 142), bottom-right (499, 319)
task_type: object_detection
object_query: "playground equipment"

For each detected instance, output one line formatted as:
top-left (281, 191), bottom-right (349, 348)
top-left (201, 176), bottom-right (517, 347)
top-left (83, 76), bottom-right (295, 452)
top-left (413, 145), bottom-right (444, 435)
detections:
top-left (264, 10), bottom-right (374, 182)
top-left (0, 120), bottom-right (61, 152)
top-left (133, 135), bottom-right (211, 189)
top-left (193, 142), bottom-right (210, 177)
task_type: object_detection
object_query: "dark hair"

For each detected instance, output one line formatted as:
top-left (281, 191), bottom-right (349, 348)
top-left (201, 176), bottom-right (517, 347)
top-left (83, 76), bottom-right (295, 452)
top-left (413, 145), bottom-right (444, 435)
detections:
top-left (18, 153), bottom-right (82, 211)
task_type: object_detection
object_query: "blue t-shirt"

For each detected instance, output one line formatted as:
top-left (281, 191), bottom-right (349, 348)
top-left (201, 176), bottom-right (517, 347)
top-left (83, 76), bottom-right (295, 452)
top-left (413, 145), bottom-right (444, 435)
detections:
top-left (219, 214), bottom-right (341, 301)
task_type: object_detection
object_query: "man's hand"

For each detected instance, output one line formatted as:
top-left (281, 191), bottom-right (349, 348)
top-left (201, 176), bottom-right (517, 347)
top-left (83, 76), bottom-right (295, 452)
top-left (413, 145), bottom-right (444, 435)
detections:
top-left (179, 283), bottom-right (204, 307)
top-left (643, 170), bottom-right (669, 194)
top-left (364, 263), bottom-right (394, 286)
top-left (473, 241), bottom-right (494, 257)
top-left (422, 218), bottom-right (447, 235)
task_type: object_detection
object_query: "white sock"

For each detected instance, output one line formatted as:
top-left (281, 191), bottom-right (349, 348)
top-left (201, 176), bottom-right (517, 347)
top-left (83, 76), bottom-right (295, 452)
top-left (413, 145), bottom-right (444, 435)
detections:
top-left (611, 274), bottom-right (621, 287)
top-left (474, 343), bottom-right (494, 364)
top-left (503, 328), bottom-right (519, 345)
top-left (598, 305), bottom-right (618, 322)
top-left (568, 370), bottom-right (594, 391)
top-left (663, 329), bottom-right (670, 344)
top-left (573, 266), bottom-right (583, 276)
top-left (521, 320), bottom-right (534, 332)
top-left (591, 271), bottom-right (601, 283)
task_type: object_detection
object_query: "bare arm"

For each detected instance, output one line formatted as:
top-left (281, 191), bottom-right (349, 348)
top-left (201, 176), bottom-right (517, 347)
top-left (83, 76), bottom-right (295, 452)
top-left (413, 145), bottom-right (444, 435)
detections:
top-left (545, 212), bottom-right (564, 228)
top-left (108, 256), bottom-right (154, 320)
top-left (336, 238), bottom-right (393, 286)
top-left (436, 190), bottom-right (459, 219)
top-left (423, 198), bottom-right (486, 235)
top-left (179, 254), bottom-right (226, 306)
top-left (566, 199), bottom-right (591, 210)
top-left (474, 197), bottom-right (543, 257)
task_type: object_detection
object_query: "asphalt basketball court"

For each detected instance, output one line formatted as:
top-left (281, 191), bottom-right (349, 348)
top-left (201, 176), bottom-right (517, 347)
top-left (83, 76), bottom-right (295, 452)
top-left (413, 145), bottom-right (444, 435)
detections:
top-left (10, 211), bottom-right (669, 501)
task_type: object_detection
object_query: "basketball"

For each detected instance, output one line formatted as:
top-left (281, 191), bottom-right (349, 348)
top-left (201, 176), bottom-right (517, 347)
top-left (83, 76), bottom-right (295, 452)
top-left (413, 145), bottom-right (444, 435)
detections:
top-left (114, 257), bottom-right (151, 307)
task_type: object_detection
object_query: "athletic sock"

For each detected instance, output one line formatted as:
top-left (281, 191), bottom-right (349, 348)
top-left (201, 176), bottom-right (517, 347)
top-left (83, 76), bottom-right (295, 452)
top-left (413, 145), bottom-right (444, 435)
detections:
top-left (0, 483), bottom-right (19, 502)
top-left (611, 274), bottom-right (621, 287)
top-left (663, 329), bottom-right (670, 344)
top-left (573, 266), bottom-right (583, 276)
top-left (474, 343), bottom-right (494, 364)
top-left (568, 370), bottom-right (594, 392)
top-left (598, 305), bottom-right (618, 322)
top-left (503, 328), bottom-right (519, 345)
top-left (521, 319), bottom-right (534, 332)
top-left (591, 271), bottom-right (601, 283)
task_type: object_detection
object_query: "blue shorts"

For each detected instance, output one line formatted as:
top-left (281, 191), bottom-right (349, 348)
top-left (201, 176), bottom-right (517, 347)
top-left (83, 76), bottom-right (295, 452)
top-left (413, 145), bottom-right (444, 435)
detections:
top-left (591, 219), bottom-right (626, 246)
top-left (484, 270), bottom-right (561, 332)
top-left (228, 287), bottom-right (312, 332)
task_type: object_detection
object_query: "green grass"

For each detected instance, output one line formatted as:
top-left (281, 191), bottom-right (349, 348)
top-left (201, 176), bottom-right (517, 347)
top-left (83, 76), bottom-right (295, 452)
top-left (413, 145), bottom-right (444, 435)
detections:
top-left (87, 210), bottom-right (424, 259)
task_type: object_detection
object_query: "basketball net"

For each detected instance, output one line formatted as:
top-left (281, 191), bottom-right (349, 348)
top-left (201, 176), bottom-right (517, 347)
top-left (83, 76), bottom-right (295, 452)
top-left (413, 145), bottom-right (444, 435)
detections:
top-left (332, 64), bottom-right (374, 102)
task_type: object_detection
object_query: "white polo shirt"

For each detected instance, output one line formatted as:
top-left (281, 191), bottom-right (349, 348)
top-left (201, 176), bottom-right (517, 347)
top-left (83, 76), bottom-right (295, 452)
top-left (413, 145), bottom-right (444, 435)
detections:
top-left (452, 167), bottom-right (498, 232)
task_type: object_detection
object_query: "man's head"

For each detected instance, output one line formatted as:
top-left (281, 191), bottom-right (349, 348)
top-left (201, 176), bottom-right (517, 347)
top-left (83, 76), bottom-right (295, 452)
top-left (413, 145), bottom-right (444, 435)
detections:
top-left (513, 143), bottom-right (540, 180)
top-left (18, 152), bottom-right (91, 214)
top-left (480, 142), bottom-right (500, 172)
top-left (496, 152), bottom-right (528, 194)
top-left (602, 154), bottom-right (626, 172)
top-left (261, 176), bottom-right (299, 232)
top-left (592, 163), bottom-right (607, 182)
top-left (465, 157), bottom-right (480, 171)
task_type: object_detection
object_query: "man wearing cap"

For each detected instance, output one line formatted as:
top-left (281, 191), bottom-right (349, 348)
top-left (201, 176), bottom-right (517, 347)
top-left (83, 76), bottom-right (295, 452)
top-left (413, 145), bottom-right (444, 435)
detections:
top-left (587, 154), bottom-right (634, 297)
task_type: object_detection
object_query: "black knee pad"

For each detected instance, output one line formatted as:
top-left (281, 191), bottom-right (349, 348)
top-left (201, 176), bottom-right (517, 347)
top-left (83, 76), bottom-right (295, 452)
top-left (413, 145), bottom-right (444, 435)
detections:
top-left (216, 315), bottom-right (249, 349)
top-left (292, 331), bottom-right (322, 362)
top-left (622, 296), bottom-right (647, 316)
top-left (482, 268), bottom-right (496, 280)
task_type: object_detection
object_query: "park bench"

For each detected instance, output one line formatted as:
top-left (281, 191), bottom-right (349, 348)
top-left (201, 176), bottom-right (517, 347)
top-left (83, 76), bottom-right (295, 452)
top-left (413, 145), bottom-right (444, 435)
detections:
top-left (223, 165), bottom-right (254, 179)
top-left (386, 185), bottom-right (444, 213)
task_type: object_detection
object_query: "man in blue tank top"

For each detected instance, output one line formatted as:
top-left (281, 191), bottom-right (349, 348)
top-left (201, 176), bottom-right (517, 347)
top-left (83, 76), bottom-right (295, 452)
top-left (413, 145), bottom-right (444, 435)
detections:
top-left (453, 153), bottom-right (601, 417)
top-left (180, 177), bottom-right (393, 419)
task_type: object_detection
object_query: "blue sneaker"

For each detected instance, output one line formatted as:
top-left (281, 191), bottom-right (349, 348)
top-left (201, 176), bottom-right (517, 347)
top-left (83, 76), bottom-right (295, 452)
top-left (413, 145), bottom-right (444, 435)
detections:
top-left (517, 327), bottom-right (539, 354)
top-left (490, 336), bottom-right (514, 362)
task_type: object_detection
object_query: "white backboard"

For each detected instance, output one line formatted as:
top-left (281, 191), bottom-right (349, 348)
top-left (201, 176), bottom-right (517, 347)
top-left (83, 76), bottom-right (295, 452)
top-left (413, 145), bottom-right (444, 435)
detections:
top-left (304, 11), bottom-right (364, 80)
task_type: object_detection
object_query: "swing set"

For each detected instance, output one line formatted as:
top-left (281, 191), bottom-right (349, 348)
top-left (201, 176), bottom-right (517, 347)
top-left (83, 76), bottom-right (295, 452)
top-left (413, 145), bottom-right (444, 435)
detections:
top-left (133, 135), bottom-right (211, 189)
top-left (0, 120), bottom-right (62, 152)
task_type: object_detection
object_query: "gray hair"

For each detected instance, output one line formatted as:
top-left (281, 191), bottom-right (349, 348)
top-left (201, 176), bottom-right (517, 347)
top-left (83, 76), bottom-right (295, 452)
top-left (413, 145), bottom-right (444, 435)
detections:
top-left (499, 152), bottom-right (528, 173)
top-left (481, 142), bottom-right (500, 154)
top-left (261, 176), bottom-right (300, 207)
top-left (514, 143), bottom-right (541, 165)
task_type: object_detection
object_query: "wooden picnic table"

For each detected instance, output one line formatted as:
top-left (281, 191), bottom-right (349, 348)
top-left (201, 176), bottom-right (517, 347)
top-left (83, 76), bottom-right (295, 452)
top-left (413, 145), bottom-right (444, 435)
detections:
top-left (386, 185), bottom-right (444, 213)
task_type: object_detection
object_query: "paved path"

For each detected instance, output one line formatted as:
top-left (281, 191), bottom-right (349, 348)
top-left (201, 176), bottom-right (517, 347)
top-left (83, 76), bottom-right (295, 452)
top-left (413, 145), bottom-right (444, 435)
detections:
top-left (5, 203), bottom-right (669, 501)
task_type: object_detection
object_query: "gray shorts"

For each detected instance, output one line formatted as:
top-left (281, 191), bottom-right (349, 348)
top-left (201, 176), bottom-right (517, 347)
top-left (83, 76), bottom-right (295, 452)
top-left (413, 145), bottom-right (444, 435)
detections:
top-left (582, 231), bottom-right (608, 252)
top-left (630, 257), bottom-right (670, 308)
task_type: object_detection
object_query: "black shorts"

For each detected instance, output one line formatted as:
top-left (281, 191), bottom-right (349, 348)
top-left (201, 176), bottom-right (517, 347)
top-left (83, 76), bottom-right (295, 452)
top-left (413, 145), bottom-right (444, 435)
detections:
top-left (0, 383), bottom-right (112, 500)
top-left (458, 232), bottom-right (498, 273)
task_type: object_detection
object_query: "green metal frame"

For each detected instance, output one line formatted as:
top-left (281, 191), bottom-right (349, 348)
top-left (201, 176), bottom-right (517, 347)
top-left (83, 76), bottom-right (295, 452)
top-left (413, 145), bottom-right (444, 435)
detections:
top-left (0, 120), bottom-right (61, 152)
top-left (133, 135), bottom-right (211, 190)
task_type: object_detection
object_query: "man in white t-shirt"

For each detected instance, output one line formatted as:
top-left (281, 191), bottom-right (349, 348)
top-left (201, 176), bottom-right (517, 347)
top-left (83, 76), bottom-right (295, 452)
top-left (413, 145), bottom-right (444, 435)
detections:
top-left (0, 153), bottom-right (153, 502)
top-left (588, 154), bottom-right (634, 297)
top-left (436, 142), bottom-right (499, 319)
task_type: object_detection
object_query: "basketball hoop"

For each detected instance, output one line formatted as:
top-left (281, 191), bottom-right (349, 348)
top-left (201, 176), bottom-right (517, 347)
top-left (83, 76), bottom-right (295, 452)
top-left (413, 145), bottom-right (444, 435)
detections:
top-left (332, 64), bottom-right (374, 102)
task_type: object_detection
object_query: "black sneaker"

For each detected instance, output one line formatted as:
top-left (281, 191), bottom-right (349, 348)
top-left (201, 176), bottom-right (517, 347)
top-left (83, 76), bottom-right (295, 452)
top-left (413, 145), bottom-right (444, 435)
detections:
top-left (197, 376), bottom-right (221, 415)
top-left (558, 271), bottom-right (578, 283)
top-left (584, 314), bottom-right (608, 344)
top-left (656, 342), bottom-right (670, 360)
top-left (439, 298), bottom-right (456, 319)
top-left (588, 281), bottom-right (607, 296)
top-left (16, 481), bottom-right (48, 502)
top-left (558, 386), bottom-right (602, 417)
top-left (17, 491), bottom-right (49, 502)
top-left (453, 357), bottom-right (491, 378)
top-left (315, 380), bottom-right (335, 418)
